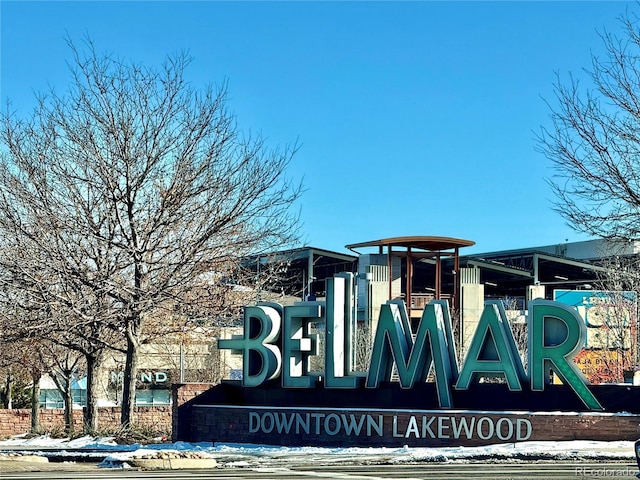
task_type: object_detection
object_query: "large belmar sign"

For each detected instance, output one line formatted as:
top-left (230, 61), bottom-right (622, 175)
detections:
top-left (219, 273), bottom-right (601, 410)
top-left (177, 273), bottom-right (640, 447)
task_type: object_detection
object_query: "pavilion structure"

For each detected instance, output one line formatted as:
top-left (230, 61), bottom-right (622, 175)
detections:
top-left (345, 236), bottom-right (475, 315)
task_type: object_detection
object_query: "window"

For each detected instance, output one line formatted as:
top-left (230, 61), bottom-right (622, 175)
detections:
top-left (134, 389), bottom-right (171, 405)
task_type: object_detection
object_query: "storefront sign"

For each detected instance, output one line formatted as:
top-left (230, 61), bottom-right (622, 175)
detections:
top-left (247, 410), bottom-right (532, 442)
top-left (219, 274), bottom-right (602, 410)
top-left (110, 370), bottom-right (169, 386)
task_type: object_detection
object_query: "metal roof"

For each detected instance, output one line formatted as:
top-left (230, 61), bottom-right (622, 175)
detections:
top-left (346, 236), bottom-right (475, 253)
top-left (269, 246), bottom-right (357, 263)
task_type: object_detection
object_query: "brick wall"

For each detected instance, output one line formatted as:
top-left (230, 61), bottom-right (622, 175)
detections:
top-left (172, 383), bottom-right (214, 407)
top-left (0, 383), bottom-right (216, 439)
top-left (186, 406), bottom-right (640, 447)
top-left (171, 383), bottom-right (214, 442)
top-left (0, 406), bottom-right (172, 438)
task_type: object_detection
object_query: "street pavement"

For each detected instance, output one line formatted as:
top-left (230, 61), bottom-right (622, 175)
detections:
top-left (1, 461), bottom-right (640, 479)
top-left (2, 450), bottom-right (640, 480)
top-left (2, 438), bottom-right (640, 480)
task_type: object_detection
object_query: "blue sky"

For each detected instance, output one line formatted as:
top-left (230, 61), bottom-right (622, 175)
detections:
top-left (1, 1), bottom-right (634, 255)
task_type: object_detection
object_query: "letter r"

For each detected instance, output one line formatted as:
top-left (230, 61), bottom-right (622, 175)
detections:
top-left (528, 300), bottom-right (602, 410)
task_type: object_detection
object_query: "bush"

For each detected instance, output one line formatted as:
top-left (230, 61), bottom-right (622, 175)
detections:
top-left (97, 424), bottom-right (169, 445)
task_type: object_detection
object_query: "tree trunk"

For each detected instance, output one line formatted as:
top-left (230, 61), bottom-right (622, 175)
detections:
top-left (121, 258), bottom-right (144, 429)
top-left (121, 326), bottom-right (139, 428)
top-left (4, 370), bottom-right (12, 409)
top-left (84, 352), bottom-right (102, 432)
top-left (30, 370), bottom-right (41, 433)
top-left (50, 368), bottom-right (76, 435)
top-left (63, 370), bottom-right (74, 435)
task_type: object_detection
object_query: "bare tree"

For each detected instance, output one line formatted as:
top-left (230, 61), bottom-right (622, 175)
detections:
top-left (501, 297), bottom-right (528, 372)
top-left (41, 343), bottom-right (85, 435)
top-left (353, 323), bottom-right (373, 373)
top-left (577, 254), bottom-right (640, 383)
top-left (0, 340), bottom-right (32, 410)
top-left (1, 338), bottom-right (84, 435)
top-left (0, 249), bottom-right (121, 432)
top-left (537, 10), bottom-right (640, 242)
top-left (0, 336), bottom-right (48, 433)
top-left (535, 9), bottom-right (640, 379)
top-left (0, 37), bottom-right (302, 427)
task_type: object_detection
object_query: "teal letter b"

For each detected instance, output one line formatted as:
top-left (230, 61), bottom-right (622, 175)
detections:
top-left (218, 305), bottom-right (282, 387)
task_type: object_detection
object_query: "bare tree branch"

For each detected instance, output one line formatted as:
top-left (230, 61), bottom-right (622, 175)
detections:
top-left (0, 36), bottom-right (302, 427)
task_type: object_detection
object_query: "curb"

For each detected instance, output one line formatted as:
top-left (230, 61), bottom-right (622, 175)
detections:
top-left (0, 453), bottom-right (49, 463)
top-left (129, 457), bottom-right (218, 469)
top-left (127, 452), bottom-right (218, 470)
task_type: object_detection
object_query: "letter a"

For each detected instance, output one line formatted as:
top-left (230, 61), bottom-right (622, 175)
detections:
top-left (456, 301), bottom-right (527, 390)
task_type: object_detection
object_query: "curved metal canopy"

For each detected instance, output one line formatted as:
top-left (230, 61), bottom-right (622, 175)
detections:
top-left (346, 236), bottom-right (475, 253)
top-left (346, 236), bottom-right (475, 313)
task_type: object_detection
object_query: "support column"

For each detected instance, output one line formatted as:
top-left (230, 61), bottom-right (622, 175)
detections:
top-left (406, 247), bottom-right (413, 309)
top-left (435, 252), bottom-right (442, 299)
top-left (453, 247), bottom-right (460, 311)
top-left (387, 245), bottom-right (393, 300)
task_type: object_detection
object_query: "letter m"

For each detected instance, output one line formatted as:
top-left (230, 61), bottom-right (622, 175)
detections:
top-left (365, 300), bottom-right (457, 408)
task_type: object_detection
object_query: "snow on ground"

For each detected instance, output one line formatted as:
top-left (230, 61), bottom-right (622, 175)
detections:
top-left (1, 434), bottom-right (638, 468)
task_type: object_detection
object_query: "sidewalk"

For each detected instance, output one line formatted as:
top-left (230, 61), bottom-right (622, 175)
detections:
top-left (0, 451), bottom-right (218, 472)
top-left (0, 454), bottom-right (101, 473)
